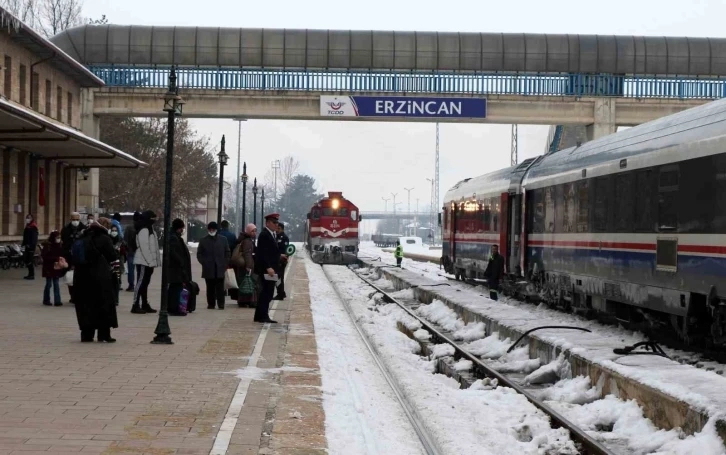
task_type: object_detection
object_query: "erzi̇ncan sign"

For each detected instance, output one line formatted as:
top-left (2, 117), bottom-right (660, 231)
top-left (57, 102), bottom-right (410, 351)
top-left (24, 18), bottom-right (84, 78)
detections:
top-left (320, 96), bottom-right (487, 119)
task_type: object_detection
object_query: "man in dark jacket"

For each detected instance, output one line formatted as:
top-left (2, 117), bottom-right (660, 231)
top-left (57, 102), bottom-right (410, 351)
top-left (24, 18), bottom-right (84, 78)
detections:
top-left (168, 219), bottom-right (191, 316)
top-left (123, 212), bottom-right (140, 291)
top-left (219, 220), bottom-right (238, 250)
top-left (273, 222), bottom-right (290, 300)
top-left (483, 244), bottom-right (506, 301)
top-left (61, 212), bottom-right (85, 302)
top-left (196, 221), bottom-right (230, 309)
top-left (254, 213), bottom-right (280, 323)
top-left (21, 214), bottom-right (39, 280)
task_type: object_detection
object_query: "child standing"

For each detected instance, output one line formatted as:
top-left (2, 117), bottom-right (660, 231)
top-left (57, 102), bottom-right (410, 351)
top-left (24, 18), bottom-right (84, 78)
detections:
top-left (41, 231), bottom-right (64, 306)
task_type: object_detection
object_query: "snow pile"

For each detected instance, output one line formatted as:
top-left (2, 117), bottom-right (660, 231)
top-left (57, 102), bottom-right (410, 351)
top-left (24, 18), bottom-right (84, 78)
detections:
top-left (488, 347), bottom-right (542, 374)
top-left (390, 288), bottom-right (415, 300)
top-left (536, 376), bottom-right (600, 405)
top-left (524, 353), bottom-right (572, 385)
top-left (454, 359), bottom-right (473, 372)
top-left (551, 395), bottom-right (726, 454)
top-left (431, 343), bottom-right (455, 359)
top-left (416, 300), bottom-right (486, 341)
top-left (413, 329), bottom-right (431, 341)
top-left (462, 332), bottom-right (512, 359)
top-left (320, 263), bottom-right (580, 455)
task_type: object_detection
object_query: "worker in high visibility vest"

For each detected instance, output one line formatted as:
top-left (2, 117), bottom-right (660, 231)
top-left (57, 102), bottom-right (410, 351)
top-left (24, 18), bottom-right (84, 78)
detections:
top-left (394, 240), bottom-right (403, 268)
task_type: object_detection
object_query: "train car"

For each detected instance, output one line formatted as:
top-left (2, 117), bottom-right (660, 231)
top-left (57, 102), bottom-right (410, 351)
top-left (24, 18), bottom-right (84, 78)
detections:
top-left (442, 98), bottom-right (726, 349)
top-left (305, 191), bottom-right (361, 264)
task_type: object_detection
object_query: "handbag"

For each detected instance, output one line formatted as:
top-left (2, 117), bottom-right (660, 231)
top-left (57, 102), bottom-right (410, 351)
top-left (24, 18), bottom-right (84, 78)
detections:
top-left (239, 273), bottom-right (256, 296)
top-left (224, 268), bottom-right (238, 290)
top-left (179, 287), bottom-right (189, 315)
top-left (230, 244), bottom-right (245, 268)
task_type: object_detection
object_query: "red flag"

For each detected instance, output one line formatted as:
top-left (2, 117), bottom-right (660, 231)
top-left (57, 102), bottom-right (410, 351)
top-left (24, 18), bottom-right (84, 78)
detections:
top-left (38, 167), bottom-right (45, 207)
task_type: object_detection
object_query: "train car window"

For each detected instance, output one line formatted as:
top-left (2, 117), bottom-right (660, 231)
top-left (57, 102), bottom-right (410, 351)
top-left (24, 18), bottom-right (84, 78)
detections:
top-left (483, 199), bottom-right (491, 231)
top-left (562, 183), bottom-right (576, 232)
top-left (340, 208), bottom-right (349, 217)
top-left (312, 209), bottom-right (320, 220)
top-left (544, 187), bottom-right (555, 233)
top-left (576, 180), bottom-right (590, 233)
top-left (531, 189), bottom-right (545, 233)
top-left (615, 172), bottom-right (635, 231)
top-left (714, 155), bottom-right (726, 232)
top-left (658, 165), bottom-right (679, 231)
top-left (554, 185), bottom-right (565, 233)
top-left (678, 157), bottom-right (714, 233)
top-left (350, 210), bottom-right (357, 220)
top-left (322, 208), bottom-right (334, 216)
top-left (492, 200), bottom-right (499, 232)
top-left (635, 169), bottom-right (655, 231)
top-left (593, 177), bottom-right (610, 232)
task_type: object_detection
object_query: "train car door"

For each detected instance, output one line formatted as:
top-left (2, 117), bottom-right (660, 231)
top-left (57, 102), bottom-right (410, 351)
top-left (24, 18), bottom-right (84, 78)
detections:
top-left (450, 203), bottom-right (458, 267)
top-left (499, 193), bottom-right (509, 273)
top-left (507, 193), bottom-right (522, 276)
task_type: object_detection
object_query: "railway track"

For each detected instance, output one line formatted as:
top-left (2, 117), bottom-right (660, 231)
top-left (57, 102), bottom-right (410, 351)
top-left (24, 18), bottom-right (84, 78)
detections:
top-left (324, 262), bottom-right (616, 455)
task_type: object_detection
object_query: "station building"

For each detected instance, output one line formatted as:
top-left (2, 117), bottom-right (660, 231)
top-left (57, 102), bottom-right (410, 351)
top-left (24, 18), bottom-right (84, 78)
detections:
top-left (0, 7), bottom-right (144, 243)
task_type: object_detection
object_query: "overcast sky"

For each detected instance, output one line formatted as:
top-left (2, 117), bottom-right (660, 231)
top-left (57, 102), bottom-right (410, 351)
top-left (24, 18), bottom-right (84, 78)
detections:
top-left (83, 0), bottom-right (726, 231)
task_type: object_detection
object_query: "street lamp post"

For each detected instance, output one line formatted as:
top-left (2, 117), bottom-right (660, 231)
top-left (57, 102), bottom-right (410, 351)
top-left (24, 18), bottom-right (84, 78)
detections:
top-left (152, 67), bottom-right (184, 345)
top-left (261, 188), bottom-right (265, 223)
top-left (241, 162), bottom-right (248, 227)
top-left (404, 187), bottom-right (414, 236)
top-left (217, 136), bottom-right (228, 225)
top-left (426, 178), bottom-right (434, 245)
top-left (252, 178), bottom-right (258, 228)
top-left (233, 119), bottom-right (246, 231)
top-left (271, 160), bottom-right (280, 201)
top-left (382, 197), bottom-right (389, 213)
top-left (391, 192), bottom-right (398, 234)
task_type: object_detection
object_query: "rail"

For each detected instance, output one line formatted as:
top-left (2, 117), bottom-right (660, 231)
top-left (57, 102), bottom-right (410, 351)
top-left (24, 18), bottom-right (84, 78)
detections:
top-left (89, 65), bottom-right (726, 99)
top-left (321, 265), bottom-right (443, 455)
top-left (352, 267), bottom-right (616, 455)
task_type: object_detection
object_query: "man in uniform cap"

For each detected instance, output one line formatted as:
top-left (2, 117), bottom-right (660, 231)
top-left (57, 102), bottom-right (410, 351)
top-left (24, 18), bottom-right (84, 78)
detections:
top-left (274, 222), bottom-right (290, 300)
top-left (254, 213), bottom-right (280, 323)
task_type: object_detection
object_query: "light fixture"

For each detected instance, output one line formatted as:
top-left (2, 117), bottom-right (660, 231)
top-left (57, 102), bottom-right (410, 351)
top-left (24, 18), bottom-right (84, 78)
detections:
top-left (79, 166), bottom-right (90, 180)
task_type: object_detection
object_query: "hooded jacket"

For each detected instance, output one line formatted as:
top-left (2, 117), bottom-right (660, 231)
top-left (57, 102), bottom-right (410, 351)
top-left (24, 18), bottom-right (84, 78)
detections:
top-left (134, 211), bottom-right (161, 268)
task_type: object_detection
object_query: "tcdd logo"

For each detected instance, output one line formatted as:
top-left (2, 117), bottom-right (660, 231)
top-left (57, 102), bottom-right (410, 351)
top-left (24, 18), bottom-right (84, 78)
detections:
top-left (326, 100), bottom-right (346, 115)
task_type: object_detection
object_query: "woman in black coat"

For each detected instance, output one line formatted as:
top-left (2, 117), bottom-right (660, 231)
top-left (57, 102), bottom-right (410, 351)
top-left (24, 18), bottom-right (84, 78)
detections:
top-left (73, 219), bottom-right (120, 342)
top-left (168, 219), bottom-right (192, 316)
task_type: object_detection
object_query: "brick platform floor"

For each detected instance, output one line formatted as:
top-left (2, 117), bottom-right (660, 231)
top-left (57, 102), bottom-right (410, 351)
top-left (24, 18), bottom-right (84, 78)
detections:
top-left (0, 253), bottom-right (327, 455)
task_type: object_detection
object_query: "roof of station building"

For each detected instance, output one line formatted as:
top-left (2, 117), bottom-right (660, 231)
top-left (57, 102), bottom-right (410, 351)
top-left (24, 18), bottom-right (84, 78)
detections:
top-left (49, 25), bottom-right (726, 76)
top-left (0, 7), bottom-right (104, 87)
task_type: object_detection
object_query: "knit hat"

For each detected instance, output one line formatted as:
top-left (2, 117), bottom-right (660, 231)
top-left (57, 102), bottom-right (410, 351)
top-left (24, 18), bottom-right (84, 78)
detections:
top-left (171, 219), bottom-right (185, 231)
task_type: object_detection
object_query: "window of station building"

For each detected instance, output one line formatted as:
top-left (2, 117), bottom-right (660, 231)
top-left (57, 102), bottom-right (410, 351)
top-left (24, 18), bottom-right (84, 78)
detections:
top-left (3, 56), bottom-right (10, 98)
top-left (657, 165), bottom-right (679, 231)
top-left (635, 169), bottom-right (655, 232)
top-left (67, 92), bottom-right (73, 125)
top-left (19, 65), bottom-right (27, 105)
top-left (544, 186), bottom-right (555, 233)
top-left (614, 172), bottom-right (635, 231)
top-left (31, 72), bottom-right (39, 110)
top-left (45, 80), bottom-right (51, 116)
top-left (576, 180), bottom-right (590, 233)
top-left (56, 85), bottom-right (62, 120)
top-left (593, 177), bottom-right (610, 232)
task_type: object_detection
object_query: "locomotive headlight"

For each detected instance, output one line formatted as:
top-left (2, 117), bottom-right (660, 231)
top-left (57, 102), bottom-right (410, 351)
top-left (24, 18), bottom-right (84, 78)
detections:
top-left (332, 199), bottom-right (340, 209)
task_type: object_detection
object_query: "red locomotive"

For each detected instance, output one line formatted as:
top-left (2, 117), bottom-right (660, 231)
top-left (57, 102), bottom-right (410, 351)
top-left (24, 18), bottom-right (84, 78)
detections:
top-left (305, 191), bottom-right (361, 264)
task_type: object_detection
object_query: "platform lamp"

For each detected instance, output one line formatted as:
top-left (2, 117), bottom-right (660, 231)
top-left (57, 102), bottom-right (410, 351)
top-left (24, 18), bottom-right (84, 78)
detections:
top-left (241, 163), bottom-right (248, 227)
top-left (260, 188), bottom-right (265, 225)
top-left (152, 66), bottom-right (184, 346)
top-left (252, 178), bottom-right (258, 228)
top-left (217, 136), bottom-right (228, 225)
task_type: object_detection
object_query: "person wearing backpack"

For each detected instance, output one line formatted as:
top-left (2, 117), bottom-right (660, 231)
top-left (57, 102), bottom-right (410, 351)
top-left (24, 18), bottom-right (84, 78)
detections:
top-left (73, 218), bottom-right (119, 342)
top-left (132, 210), bottom-right (160, 314)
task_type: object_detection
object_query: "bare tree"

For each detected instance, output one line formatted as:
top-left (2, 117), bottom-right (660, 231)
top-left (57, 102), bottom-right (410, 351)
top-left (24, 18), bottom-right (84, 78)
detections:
top-left (0, 0), bottom-right (40, 27)
top-left (38, 0), bottom-right (82, 37)
top-left (261, 155), bottom-right (300, 201)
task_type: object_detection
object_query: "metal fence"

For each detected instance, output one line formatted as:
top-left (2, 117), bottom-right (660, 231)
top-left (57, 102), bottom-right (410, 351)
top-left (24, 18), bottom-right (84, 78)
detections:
top-left (88, 65), bottom-right (726, 99)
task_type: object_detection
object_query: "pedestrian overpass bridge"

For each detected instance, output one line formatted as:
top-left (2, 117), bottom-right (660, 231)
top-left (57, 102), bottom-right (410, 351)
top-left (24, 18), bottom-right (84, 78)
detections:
top-left (52, 25), bottom-right (726, 139)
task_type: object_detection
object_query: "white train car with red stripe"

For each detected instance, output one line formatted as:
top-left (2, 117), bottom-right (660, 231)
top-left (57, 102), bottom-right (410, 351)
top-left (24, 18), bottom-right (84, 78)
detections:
top-left (442, 98), bottom-right (726, 349)
top-left (305, 191), bottom-right (361, 264)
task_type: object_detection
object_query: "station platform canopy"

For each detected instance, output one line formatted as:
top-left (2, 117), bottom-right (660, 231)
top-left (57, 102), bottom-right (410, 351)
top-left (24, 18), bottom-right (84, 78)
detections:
top-left (0, 97), bottom-right (146, 169)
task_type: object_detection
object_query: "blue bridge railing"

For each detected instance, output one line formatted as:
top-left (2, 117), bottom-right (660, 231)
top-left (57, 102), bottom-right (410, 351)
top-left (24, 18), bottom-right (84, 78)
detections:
top-left (88, 65), bottom-right (726, 99)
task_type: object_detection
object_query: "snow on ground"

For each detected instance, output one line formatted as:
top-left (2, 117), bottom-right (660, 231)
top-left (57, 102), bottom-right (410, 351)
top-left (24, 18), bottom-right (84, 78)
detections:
top-left (321, 261), bottom-right (579, 455)
top-left (359, 241), bottom-right (448, 282)
top-left (303, 257), bottom-right (426, 455)
top-left (358, 257), bottom-right (726, 426)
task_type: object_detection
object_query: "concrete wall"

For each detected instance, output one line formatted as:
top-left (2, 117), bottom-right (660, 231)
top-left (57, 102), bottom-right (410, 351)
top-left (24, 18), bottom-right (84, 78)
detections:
top-left (0, 31), bottom-right (82, 241)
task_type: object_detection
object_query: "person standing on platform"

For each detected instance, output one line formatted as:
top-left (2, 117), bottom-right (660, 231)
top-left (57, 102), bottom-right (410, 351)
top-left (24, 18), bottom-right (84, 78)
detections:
top-left (168, 219), bottom-right (191, 316)
top-left (196, 221), bottom-right (230, 310)
top-left (109, 224), bottom-right (125, 306)
top-left (483, 244), bottom-right (505, 301)
top-left (111, 213), bottom-right (124, 236)
top-left (132, 210), bottom-right (160, 314)
top-left (41, 230), bottom-right (64, 306)
top-left (219, 220), bottom-right (238, 250)
top-left (273, 222), bottom-right (290, 301)
top-left (61, 212), bottom-right (85, 303)
top-left (254, 213), bottom-right (280, 323)
top-left (123, 212), bottom-right (140, 292)
top-left (394, 240), bottom-right (403, 268)
top-left (235, 223), bottom-right (257, 308)
top-left (21, 214), bottom-right (38, 280)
